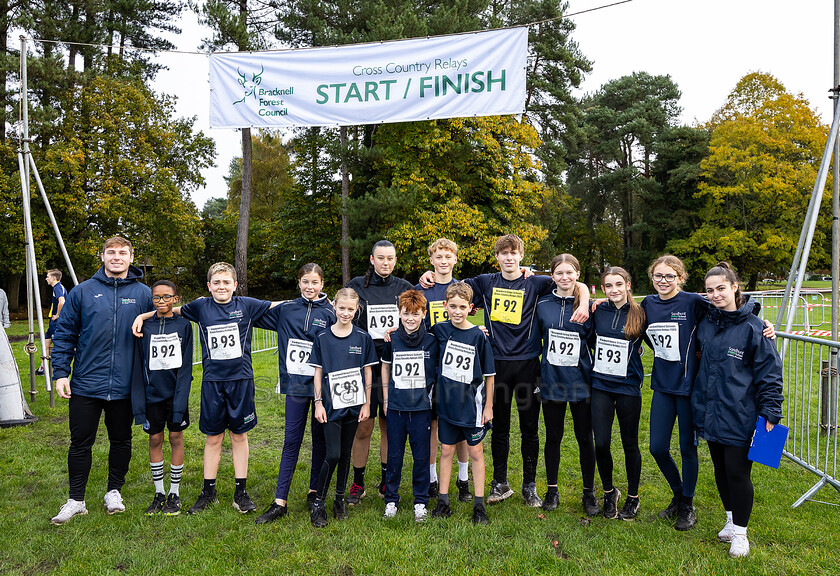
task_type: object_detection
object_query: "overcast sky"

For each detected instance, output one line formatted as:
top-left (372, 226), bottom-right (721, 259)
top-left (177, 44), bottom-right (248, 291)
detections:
top-left (150, 0), bottom-right (836, 209)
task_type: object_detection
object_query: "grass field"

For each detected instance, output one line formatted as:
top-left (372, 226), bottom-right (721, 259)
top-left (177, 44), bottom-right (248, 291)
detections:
top-left (1, 317), bottom-right (838, 576)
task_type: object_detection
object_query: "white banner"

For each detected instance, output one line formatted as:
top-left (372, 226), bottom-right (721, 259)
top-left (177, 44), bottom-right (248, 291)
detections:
top-left (209, 28), bottom-right (527, 128)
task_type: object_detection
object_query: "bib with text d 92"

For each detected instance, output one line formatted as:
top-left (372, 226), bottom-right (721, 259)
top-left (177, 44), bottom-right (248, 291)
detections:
top-left (594, 335), bottom-right (629, 377)
top-left (546, 329), bottom-right (580, 367)
top-left (149, 333), bottom-right (183, 371)
top-left (428, 300), bottom-right (449, 326)
top-left (366, 304), bottom-right (399, 339)
top-left (206, 323), bottom-right (242, 361)
top-left (646, 322), bottom-right (681, 362)
top-left (286, 338), bottom-right (315, 376)
top-left (392, 350), bottom-right (427, 389)
top-left (328, 367), bottom-right (365, 409)
top-left (489, 287), bottom-right (525, 324)
top-left (441, 340), bottom-right (476, 383)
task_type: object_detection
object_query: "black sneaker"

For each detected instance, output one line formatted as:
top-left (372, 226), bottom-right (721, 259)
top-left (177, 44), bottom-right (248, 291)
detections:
top-left (431, 501), bottom-right (452, 518)
top-left (145, 492), bottom-right (166, 515)
top-left (658, 494), bottom-right (680, 520)
top-left (347, 482), bottom-right (365, 505)
top-left (256, 502), bottom-right (287, 525)
top-left (472, 504), bottom-right (489, 525)
top-left (187, 491), bottom-right (217, 515)
top-left (456, 479), bottom-right (472, 503)
top-left (233, 491), bottom-right (256, 514)
top-left (333, 498), bottom-right (348, 520)
top-left (582, 490), bottom-right (600, 516)
top-left (674, 503), bottom-right (696, 531)
top-left (428, 480), bottom-right (439, 499)
top-left (307, 491), bottom-right (318, 513)
top-left (487, 480), bottom-right (514, 505)
top-left (162, 493), bottom-right (181, 516)
top-left (542, 490), bottom-right (560, 512)
top-left (603, 488), bottom-right (620, 519)
top-left (618, 496), bottom-right (640, 521)
top-left (521, 482), bottom-right (543, 507)
top-left (310, 501), bottom-right (328, 528)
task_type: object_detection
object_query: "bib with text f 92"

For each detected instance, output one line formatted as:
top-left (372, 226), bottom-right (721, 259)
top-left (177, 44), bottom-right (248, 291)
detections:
top-left (646, 322), bottom-right (681, 362)
top-left (489, 288), bottom-right (525, 324)
top-left (441, 340), bottom-right (476, 383)
top-left (286, 338), bottom-right (315, 376)
top-left (546, 329), bottom-right (580, 367)
top-left (149, 333), bottom-right (183, 371)
top-left (367, 304), bottom-right (399, 340)
top-left (206, 323), bottom-right (242, 360)
top-left (328, 367), bottom-right (365, 409)
top-left (594, 335), bottom-right (629, 378)
top-left (392, 350), bottom-right (426, 389)
top-left (428, 300), bottom-right (449, 326)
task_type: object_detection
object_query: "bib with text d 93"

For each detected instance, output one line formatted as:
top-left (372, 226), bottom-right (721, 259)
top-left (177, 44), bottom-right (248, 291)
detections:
top-left (392, 350), bottom-right (427, 389)
top-left (441, 340), bottom-right (476, 383)
top-left (428, 300), bottom-right (449, 326)
top-left (646, 322), bottom-right (681, 362)
top-left (149, 333), bottom-right (183, 371)
top-left (546, 329), bottom-right (580, 367)
top-left (489, 287), bottom-right (525, 324)
top-left (286, 338), bottom-right (315, 376)
top-left (206, 323), bottom-right (242, 361)
top-left (328, 367), bottom-right (365, 409)
top-left (594, 335), bottom-right (629, 378)
top-left (367, 304), bottom-right (399, 339)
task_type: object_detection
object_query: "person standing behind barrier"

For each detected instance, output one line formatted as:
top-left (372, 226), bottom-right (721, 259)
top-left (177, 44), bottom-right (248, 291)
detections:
top-left (694, 262), bottom-right (783, 558)
top-left (37, 269), bottom-right (67, 376)
top-left (50, 237), bottom-right (153, 525)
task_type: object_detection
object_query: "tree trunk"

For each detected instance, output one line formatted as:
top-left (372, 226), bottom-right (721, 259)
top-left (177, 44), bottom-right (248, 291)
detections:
top-left (340, 126), bottom-right (350, 285)
top-left (235, 128), bottom-right (252, 295)
top-left (7, 273), bottom-right (20, 312)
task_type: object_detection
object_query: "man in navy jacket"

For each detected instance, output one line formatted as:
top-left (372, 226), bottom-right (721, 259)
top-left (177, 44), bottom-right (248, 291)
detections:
top-left (50, 237), bottom-right (153, 524)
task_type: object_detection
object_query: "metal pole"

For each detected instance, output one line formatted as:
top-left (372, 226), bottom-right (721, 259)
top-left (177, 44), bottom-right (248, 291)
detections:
top-left (831, 0), bottom-right (840, 441)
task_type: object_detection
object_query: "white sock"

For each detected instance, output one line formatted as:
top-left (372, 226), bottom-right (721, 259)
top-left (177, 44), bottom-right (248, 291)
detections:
top-left (429, 464), bottom-right (438, 483)
top-left (169, 463), bottom-right (183, 496)
top-left (733, 524), bottom-right (747, 536)
top-left (725, 510), bottom-right (733, 523)
top-left (150, 461), bottom-right (164, 494)
top-left (458, 461), bottom-right (469, 482)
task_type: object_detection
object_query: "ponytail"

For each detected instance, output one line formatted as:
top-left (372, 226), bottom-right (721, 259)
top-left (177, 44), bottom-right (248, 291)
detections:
top-left (601, 266), bottom-right (646, 340)
top-left (705, 262), bottom-right (742, 308)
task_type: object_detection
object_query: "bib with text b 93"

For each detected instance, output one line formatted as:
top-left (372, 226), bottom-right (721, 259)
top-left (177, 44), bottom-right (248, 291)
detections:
top-left (441, 340), bottom-right (476, 383)
top-left (149, 333), bottom-right (182, 371)
top-left (489, 287), bottom-right (525, 324)
top-left (206, 323), bottom-right (242, 360)
top-left (286, 338), bottom-right (315, 376)
top-left (392, 350), bottom-right (426, 389)
top-left (367, 304), bottom-right (399, 340)
top-left (646, 322), bottom-right (680, 362)
top-left (546, 329), bottom-right (580, 367)
top-left (428, 300), bottom-right (449, 326)
top-left (594, 335), bottom-right (629, 377)
top-left (328, 367), bottom-right (365, 409)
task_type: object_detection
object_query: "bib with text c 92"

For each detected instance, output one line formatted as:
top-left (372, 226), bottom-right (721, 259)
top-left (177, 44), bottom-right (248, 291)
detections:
top-left (286, 338), bottom-right (315, 376)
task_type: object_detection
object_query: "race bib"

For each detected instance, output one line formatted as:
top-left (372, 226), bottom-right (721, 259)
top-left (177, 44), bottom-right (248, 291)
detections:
top-left (594, 335), bottom-right (629, 377)
top-left (328, 367), bottom-right (365, 409)
top-left (647, 322), bottom-right (681, 362)
top-left (428, 300), bottom-right (448, 326)
top-left (149, 333), bottom-right (182, 371)
top-left (206, 323), bottom-right (242, 361)
top-left (546, 329), bottom-right (580, 367)
top-left (286, 338), bottom-right (315, 376)
top-left (441, 340), bottom-right (476, 383)
top-left (367, 304), bottom-right (399, 340)
top-left (392, 350), bottom-right (426, 389)
top-left (489, 288), bottom-right (524, 324)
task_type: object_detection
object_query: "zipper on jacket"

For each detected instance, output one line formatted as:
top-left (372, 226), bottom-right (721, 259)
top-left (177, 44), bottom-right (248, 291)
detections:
top-left (108, 277), bottom-right (117, 401)
top-left (305, 299), bottom-right (312, 331)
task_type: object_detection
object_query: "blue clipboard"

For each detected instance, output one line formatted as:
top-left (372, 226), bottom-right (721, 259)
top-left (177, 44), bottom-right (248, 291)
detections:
top-left (748, 416), bottom-right (788, 469)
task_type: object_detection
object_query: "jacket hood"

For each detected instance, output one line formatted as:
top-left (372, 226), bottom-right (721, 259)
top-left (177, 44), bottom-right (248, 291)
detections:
top-left (708, 296), bottom-right (760, 329)
top-left (92, 265), bottom-right (145, 285)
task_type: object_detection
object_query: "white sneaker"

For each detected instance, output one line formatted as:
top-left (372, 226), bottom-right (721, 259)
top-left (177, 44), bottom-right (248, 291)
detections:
top-left (51, 499), bottom-right (88, 525)
top-left (383, 502), bottom-right (398, 519)
top-left (718, 519), bottom-right (735, 542)
top-left (104, 490), bottom-right (125, 514)
top-left (729, 533), bottom-right (750, 558)
top-left (414, 503), bottom-right (428, 523)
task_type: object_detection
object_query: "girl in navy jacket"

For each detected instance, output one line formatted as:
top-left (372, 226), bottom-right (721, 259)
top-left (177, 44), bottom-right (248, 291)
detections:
top-left (694, 263), bottom-right (783, 558)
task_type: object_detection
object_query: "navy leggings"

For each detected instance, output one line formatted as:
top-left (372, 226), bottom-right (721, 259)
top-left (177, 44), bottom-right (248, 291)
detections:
top-left (316, 415), bottom-right (358, 501)
top-left (590, 388), bottom-right (642, 495)
top-left (385, 409), bottom-right (431, 505)
top-left (648, 391), bottom-right (698, 498)
top-left (707, 441), bottom-right (754, 527)
top-left (274, 395), bottom-right (326, 500)
top-left (542, 398), bottom-right (596, 489)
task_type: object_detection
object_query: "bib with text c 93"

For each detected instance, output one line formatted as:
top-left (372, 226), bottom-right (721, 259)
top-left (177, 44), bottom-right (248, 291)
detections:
top-left (328, 367), bottom-right (365, 409)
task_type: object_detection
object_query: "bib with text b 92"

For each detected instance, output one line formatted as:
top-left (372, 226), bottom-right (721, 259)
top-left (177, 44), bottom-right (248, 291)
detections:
top-left (546, 329), bottom-right (580, 367)
top-left (392, 350), bottom-right (426, 389)
top-left (594, 335), bottom-right (629, 377)
top-left (441, 340), bottom-right (476, 383)
top-left (489, 288), bottom-right (525, 324)
top-left (206, 323), bottom-right (242, 361)
top-left (367, 304), bottom-right (399, 340)
top-left (328, 367), bottom-right (365, 409)
top-left (286, 338), bottom-right (315, 376)
top-left (428, 300), bottom-right (449, 326)
top-left (646, 322), bottom-right (680, 362)
top-left (149, 333), bottom-right (183, 371)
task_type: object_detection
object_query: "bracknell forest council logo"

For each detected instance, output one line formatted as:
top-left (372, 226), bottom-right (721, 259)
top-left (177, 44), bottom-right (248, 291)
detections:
top-left (233, 65), bottom-right (264, 105)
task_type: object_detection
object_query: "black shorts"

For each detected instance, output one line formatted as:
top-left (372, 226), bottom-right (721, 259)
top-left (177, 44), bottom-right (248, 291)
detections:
top-left (145, 398), bottom-right (190, 435)
top-left (437, 418), bottom-right (487, 447)
top-left (199, 378), bottom-right (257, 435)
top-left (45, 319), bottom-right (58, 339)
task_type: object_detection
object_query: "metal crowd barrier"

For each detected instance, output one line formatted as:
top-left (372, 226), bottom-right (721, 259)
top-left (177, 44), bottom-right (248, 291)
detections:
top-left (191, 325), bottom-right (278, 366)
top-left (777, 332), bottom-right (840, 507)
top-left (748, 290), bottom-right (829, 332)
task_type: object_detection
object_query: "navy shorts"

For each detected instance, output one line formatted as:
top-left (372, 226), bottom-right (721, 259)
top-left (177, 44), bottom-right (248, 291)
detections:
top-left (45, 319), bottom-right (58, 339)
top-left (145, 398), bottom-right (190, 435)
top-left (199, 378), bottom-right (257, 435)
top-left (437, 417), bottom-right (487, 447)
